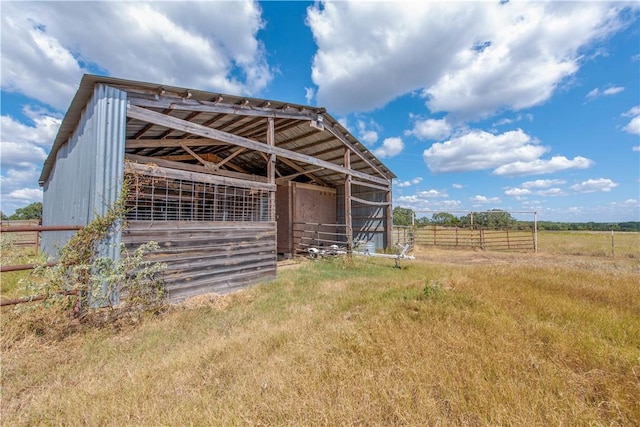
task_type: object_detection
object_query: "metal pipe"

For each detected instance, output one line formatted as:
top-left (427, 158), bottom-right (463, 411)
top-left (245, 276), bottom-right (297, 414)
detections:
top-left (1, 290), bottom-right (77, 307)
top-left (1, 262), bottom-right (57, 273)
top-left (0, 225), bottom-right (82, 233)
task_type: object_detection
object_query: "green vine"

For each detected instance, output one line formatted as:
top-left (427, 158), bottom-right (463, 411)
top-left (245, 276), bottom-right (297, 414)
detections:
top-left (22, 177), bottom-right (167, 322)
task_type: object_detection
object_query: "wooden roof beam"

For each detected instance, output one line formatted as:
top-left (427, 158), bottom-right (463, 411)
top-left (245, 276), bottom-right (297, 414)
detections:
top-left (322, 118), bottom-right (389, 180)
top-left (126, 153), bottom-right (267, 184)
top-left (126, 138), bottom-right (229, 149)
top-left (126, 105), bottom-right (389, 186)
top-left (277, 157), bottom-right (329, 187)
top-left (275, 167), bottom-right (325, 185)
top-left (128, 93), bottom-right (317, 121)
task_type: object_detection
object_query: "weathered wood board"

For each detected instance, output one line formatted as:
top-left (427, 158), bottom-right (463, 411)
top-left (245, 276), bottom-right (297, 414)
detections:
top-left (122, 221), bottom-right (277, 302)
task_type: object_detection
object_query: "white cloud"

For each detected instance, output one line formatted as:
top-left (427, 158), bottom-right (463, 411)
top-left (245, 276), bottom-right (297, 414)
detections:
top-left (492, 114), bottom-right (534, 128)
top-left (521, 179), bottom-right (566, 188)
top-left (1, 187), bottom-right (43, 215)
top-left (626, 117), bottom-right (640, 134)
top-left (537, 188), bottom-right (565, 197)
top-left (406, 117), bottom-right (452, 140)
top-left (452, 183), bottom-right (463, 189)
top-left (493, 156), bottom-right (594, 176)
top-left (1, 108), bottom-right (61, 147)
top-left (1, 1), bottom-right (271, 110)
top-left (373, 137), bottom-right (404, 158)
top-left (307, 1), bottom-right (634, 117)
top-left (416, 189), bottom-right (447, 198)
top-left (633, 146), bottom-right (640, 152)
top-left (357, 120), bottom-right (379, 145)
top-left (1, 142), bottom-right (47, 168)
top-left (622, 106), bottom-right (640, 135)
top-left (1, 107), bottom-right (62, 214)
top-left (570, 178), bottom-right (619, 193)
top-left (586, 86), bottom-right (624, 100)
top-left (394, 194), bottom-right (461, 212)
top-left (395, 195), bottom-right (420, 204)
top-left (470, 195), bottom-right (501, 204)
top-left (504, 188), bottom-right (531, 197)
top-left (395, 177), bottom-right (423, 188)
top-left (423, 129), bottom-right (546, 173)
top-left (305, 87), bottom-right (315, 104)
top-left (506, 183), bottom-right (568, 198)
top-left (7, 188), bottom-right (43, 201)
top-left (0, 164), bottom-right (43, 214)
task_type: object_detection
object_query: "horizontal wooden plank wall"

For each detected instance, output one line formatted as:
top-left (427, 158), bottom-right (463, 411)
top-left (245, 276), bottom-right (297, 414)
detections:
top-left (122, 220), bottom-right (277, 302)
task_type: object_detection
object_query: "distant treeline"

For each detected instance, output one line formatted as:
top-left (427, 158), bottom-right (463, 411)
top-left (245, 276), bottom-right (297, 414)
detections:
top-left (525, 221), bottom-right (640, 232)
top-left (393, 207), bottom-right (639, 231)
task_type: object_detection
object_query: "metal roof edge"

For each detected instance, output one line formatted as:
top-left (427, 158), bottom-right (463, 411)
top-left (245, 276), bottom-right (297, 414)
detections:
top-left (39, 74), bottom-right (396, 185)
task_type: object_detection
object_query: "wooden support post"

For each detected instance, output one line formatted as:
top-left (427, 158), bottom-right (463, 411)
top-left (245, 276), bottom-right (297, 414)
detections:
top-left (344, 149), bottom-right (353, 250)
top-left (267, 118), bottom-right (276, 222)
top-left (385, 188), bottom-right (393, 250)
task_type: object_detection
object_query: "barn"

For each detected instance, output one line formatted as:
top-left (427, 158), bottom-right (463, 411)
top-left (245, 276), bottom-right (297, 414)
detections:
top-left (39, 74), bottom-right (396, 302)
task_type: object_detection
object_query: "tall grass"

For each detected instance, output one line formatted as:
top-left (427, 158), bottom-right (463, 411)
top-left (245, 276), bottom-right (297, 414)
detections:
top-left (0, 236), bottom-right (45, 299)
top-left (540, 230), bottom-right (639, 259)
top-left (2, 247), bottom-right (638, 425)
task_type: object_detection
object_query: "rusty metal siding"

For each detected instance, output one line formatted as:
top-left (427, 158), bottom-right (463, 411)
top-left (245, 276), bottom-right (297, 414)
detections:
top-left (122, 221), bottom-right (277, 302)
top-left (41, 84), bottom-right (127, 263)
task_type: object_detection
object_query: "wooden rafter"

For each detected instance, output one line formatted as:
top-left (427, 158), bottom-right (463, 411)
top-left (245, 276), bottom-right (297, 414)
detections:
top-left (126, 105), bottom-right (389, 186)
top-left (242, 118), bottom-right (299, 141)
top-left (126, 138), bottom-right (228, 149)
top-left (126, 153), bottom-right (267, 184)
top-left (216, 147), bottom-right (246, 170)
top-left (275, 167), bottom-right (325, 185)
top-left (277, 157), bottom-right (328, 187)
top-left (322, 120), bottom-right (388, 180)
top-left (128, 93), bottom-right (317, 121)
top-left (180, 143), bottom-right (211, 168)
top-left (199, 153), bottom-right (248, 173)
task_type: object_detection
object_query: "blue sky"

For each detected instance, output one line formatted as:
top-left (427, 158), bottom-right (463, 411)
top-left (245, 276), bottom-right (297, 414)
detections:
top-left (1, 1), bottom-right (639, 222)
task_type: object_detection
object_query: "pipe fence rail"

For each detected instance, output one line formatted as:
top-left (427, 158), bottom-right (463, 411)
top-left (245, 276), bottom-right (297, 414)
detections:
top-left (292, 222), bottom-right (349, 256)
top-left (1, 224), bottom-right (83, 307)
top-left (396, 225), bottom-right (536, 252)
top-left (0, 224), bottom-right (83, 272)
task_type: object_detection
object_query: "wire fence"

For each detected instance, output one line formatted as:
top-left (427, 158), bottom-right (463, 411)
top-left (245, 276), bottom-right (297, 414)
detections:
top-left (125, 172), bottom-right (274, 222)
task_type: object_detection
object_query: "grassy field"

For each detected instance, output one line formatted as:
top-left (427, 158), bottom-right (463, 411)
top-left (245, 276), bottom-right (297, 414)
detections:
top-left (0, 239), bottom-right (43, 300)
top-left (1, 231), bottom-right (639, 425)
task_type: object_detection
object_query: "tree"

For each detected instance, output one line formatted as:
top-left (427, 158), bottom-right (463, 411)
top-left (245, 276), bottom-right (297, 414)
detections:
top-left (0, 211), bottom-right (8, 221)
top-left (393, 206), bottom-right (415, 226)
top-left (9, 202), bottom-right (43, 220)
top-left (431, 212), bottom-right (459, 226)
top-left (459, 210), bottom-right (516, 228)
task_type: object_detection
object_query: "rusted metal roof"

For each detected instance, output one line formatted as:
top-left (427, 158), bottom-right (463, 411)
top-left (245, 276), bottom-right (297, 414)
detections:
top-left (40, 74), bottom-right (395, 188)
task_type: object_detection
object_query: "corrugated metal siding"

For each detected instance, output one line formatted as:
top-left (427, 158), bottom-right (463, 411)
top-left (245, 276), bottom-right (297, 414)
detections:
top-left (337, 184), bottom-right (388, 250)
top-left (122, 221), bottom-right (277, 302)
top-left (41, 84), bottom-right (127, 258)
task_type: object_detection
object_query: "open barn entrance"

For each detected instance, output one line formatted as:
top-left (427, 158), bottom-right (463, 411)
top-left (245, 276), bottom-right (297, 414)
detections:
top-left (40, 75), bottom-right (396, 302)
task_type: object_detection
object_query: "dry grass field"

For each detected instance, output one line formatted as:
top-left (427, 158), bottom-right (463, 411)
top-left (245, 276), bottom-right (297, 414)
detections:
top-left (1, 231), bottom-right (639, 425)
